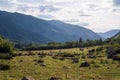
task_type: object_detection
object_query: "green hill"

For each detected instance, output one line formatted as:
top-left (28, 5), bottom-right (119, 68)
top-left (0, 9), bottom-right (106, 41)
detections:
top-left (0, 11), bottom-right (101, 44)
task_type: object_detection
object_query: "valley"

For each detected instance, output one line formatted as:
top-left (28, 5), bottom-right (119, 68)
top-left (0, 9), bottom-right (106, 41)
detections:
top-left (0, 44), bottom-right (120, 80)
top-left (0, 9), bottom-right (120, 80)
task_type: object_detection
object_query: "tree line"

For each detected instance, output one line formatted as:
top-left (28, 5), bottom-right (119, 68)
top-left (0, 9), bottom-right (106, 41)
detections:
top-left (15, 38), bottom-right (104, 50)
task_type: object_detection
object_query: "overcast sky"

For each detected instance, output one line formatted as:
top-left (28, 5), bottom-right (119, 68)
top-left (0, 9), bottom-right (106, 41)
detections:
top-left (0, 0), bottom-right (120, 32)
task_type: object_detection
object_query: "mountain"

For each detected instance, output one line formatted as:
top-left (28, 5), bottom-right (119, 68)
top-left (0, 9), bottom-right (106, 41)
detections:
top-left (111, 32), bottom-right (120, 43)
top-left (112, 32), bottom-right (120, 39)
top-left (107, 32), bottom-right (120, 44)
top-left (0, 10), bottom-right (101, 43)
top-left (98, 29), bottom-right (120, 39)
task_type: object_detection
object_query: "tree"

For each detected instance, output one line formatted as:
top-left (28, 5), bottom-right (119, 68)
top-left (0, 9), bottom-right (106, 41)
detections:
top-left (78, 37), bottom-right (83, 47)
top-left (79, 37), bottom-right (83, 43)
top-left (97, 38), bottom-right (103, 45)
top-left (47, 42), bottom-right (61, 47)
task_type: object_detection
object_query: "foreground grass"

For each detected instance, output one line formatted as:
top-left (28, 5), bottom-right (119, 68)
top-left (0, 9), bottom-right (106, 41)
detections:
top-left (0, 47), bottom-right (120, 80)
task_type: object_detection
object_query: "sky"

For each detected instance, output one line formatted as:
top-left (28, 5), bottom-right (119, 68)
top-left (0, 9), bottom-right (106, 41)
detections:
top-left (0, 0), bottom-right (120, 32)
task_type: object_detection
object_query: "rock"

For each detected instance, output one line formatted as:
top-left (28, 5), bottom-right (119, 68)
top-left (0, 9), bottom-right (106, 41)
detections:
top-left (81, 55), bottom-right (86, 59)
top-left (40, 63), bottom-right (46, 67)
top-left (72, 58), bottom-right (79, 63)
top-left (49, 77), bottom-right (60, 80)
top-left (80, 61), bottom-right (90, 67)
top-left (107, 47), bottom-right (115, 58)
top-left (59, 57), bottom-right (65, 60)
top-left (21, 76), bottom-right (34, 80)
top-left (37, 59), bottom-right (44, 63)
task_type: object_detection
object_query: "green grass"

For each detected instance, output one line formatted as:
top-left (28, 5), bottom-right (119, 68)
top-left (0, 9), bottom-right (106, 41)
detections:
top-left (0, 47), bottom-right (120, 80)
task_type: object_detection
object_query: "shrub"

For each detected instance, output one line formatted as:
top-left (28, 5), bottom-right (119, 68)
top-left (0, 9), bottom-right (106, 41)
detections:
top-left (0, 63), bottom-right (10, 70)
top-left (0, 36), bottom-right (14, 55)
top-left (37, 59), bottom-right (44, 63)
top-left (59, 57), bottom-right (65, 60)
top-left (0, 53), bottom-right (12, 60)
top-left (60, 52), bottom-right (75, 57)
top-left (40, 63), bottom-right (46, 67)
top-left (90, 60), bottom-right (95, 64)
top-left (27, 51), bottom-right (35, 56)
top-left (48, 77), bottom-right (61, 80)
top-left (72, 58), bottom-right (79, 63)
top-left (113, 54), bottom-right (120, 61)
top-left (93, 64), bottom-right (101, 68)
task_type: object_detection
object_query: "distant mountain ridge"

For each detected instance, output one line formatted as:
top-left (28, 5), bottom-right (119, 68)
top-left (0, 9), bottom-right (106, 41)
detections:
top-left (98, 29), bottom-right (120, 39)
top-left (107, 31), bottom-right (120, 44)
top-left (112, 32), bottom-right (120, 39)
top-left (0, 10), bottom-right (101, 43)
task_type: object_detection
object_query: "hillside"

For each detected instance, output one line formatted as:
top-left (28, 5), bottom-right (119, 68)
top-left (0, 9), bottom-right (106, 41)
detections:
top-left (0, 11), bottom-right (101, 43)
top-left (98, 29), bottom-right (120, 38)
top-left (110, 32), bottom-right (120, 44)
top-left (112, 32), bottom-right (120, 39)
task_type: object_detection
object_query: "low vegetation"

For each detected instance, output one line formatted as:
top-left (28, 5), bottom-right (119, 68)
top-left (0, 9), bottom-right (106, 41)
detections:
top-left (0, 34), bottom-right (120, 80)
top-left (0, 36), bottom-right (14, 54)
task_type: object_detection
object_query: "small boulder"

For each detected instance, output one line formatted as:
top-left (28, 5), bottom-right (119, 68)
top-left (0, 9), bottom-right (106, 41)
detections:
top-left (107, 47), bottom-right (115, 58)
top-left (72, 58), bottom-right (79, 63)
top-left (49, 77), bottom-right (60, 80)
top-left (40, 63), bottom-right (46, 67)
top-left (21, 76), bottom-right (34, 80)
top-left (80, 61), bottom-right (90, 67)
top-left (37, 59), bottom-right (44, 63)
top-left (59, 57), bottom-right (65, 60)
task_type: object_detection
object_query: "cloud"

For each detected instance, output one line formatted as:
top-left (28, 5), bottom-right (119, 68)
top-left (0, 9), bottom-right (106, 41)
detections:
top-left (78, 10), bottom-right (91, 17)
top-left (0, 0), bottom-right (120, 32)
top-left (87, 3), bottom-right (101, 11)
top-left (16, 5), bottom-right (30, 12)
top-left (39, 5), bottom-right (61, 12)
top-left (79, 23), bottom-right (89, 26)
top-left (0, 0), bottom-right (13, 7)
top-left (112, 8), bottom-right (120, 13)
top-left (63, 19), bottom-right (79, 23)
top-left (38, 14), bottom-right (54, 19)
top-left (16, 0), bottom-right (45, 3)
top-left (113, 0), bottom-right (120, 6)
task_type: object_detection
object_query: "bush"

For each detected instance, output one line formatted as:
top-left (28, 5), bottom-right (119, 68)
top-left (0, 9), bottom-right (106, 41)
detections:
top-left (113, 54), bottom-right (120, 61)
top-left (72, 58), bottom-right (79, 63)
top-left (37, 59), bottom-right (44, 63)
top-left (48, 77), bottom-right (61, 80)
top-left (0, 36), bottom-right (14, 55)
top-left (0, 63), bottom-right (10, 70)
top-left (0, 53), bottom-right (12, 60)
top-left (60, 52), bottom-right (75, 57)
top-left (93, 64), bottom-right (101, 68)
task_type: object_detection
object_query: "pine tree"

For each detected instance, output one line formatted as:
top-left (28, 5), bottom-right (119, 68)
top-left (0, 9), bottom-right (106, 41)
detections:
top-left (78, 37), bottom-right (83, 47)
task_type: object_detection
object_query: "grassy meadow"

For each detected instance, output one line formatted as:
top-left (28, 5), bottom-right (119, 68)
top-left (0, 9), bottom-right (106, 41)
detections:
top-left (0, 47), bottom-right (120, 80)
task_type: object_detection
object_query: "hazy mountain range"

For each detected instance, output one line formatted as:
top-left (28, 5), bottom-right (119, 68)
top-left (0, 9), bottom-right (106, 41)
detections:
top-left (112, 31), bottom-right (120, 39)
top-left (0, 10), bottom-right (108, 43)
top-left (98, 29), bottom-right (120, 39)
